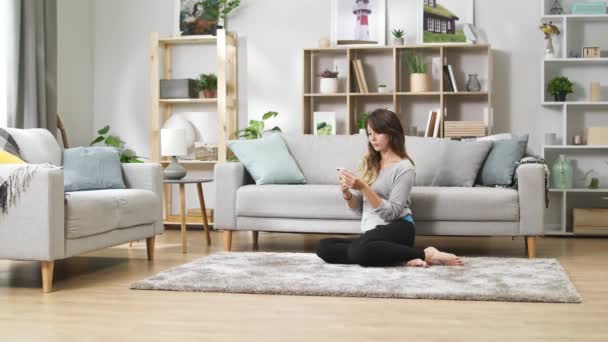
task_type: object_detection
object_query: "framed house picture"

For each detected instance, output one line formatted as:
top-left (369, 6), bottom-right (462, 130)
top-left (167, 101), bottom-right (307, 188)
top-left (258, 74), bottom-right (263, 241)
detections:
top-left (313, 112), bottom-right (337, 135)
top-left (419, 0), bottom-right (474, 44)
top-left (331, 0), bottom-right (386, 47)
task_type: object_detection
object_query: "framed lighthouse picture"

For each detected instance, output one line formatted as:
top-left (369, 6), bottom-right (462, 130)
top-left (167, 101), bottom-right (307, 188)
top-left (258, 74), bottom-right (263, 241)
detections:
top-left (419, 0), bottom-right (474, 45)
top-left (331, 0), bottom-right (386, 47)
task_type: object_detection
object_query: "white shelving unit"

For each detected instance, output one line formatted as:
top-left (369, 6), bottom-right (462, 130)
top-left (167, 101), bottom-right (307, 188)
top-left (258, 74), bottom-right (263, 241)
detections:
top-left (540, 0), bottom-right (608, 236)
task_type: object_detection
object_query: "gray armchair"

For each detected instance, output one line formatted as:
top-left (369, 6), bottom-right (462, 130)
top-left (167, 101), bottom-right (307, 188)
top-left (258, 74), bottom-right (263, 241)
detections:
top-left (0, 128), bottom-right (163, 292)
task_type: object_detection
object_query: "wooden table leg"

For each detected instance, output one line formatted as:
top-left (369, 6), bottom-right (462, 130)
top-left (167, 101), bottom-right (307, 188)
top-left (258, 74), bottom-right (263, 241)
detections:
top-left (179, 183), bottom-right (187, 254)
top-left (197, 183), bottom-right (211, 246)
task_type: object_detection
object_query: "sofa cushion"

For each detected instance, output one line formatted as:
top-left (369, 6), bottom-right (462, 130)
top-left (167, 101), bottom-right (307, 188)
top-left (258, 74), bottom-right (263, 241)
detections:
top-left (431, 139), bottom-right (493, 187)
top-left (411, 187), bottom-right (519, 222)
top-left (65, 189), bottom-right (160, 239)
top-left (63, 147), bottom-right (126, 191)
top-left (281, 134), bottom-right (368, 185)
top-left (3, 128), bottom-right (62, 165)
top-left (405, 136), bottom-right (446, 186)
top-left (236, 184), bottom-right (361, 220)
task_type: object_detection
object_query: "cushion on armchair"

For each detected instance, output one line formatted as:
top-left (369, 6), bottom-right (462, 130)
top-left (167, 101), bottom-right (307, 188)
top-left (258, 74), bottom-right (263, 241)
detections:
top-left (63, 147), bottom-right (126, 191)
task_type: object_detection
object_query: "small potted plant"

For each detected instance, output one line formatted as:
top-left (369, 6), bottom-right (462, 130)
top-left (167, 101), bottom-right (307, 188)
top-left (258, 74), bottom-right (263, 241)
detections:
top-left (195, 73), bottom-right (218, 98)
top-left (548, 76), bottom-right (573, 102)
top-left (377, 84), bottom-right (388, 93)
top-left (539, 21), bottom-right (561, 59)
top-left (404, 54), bottom-right (428, 93)
top-left (392, 29), bottom-right (405, 46)
top-left (199, 0), bottom-right (241, 35)
top-left (319, 68), bottom-right (339, 94)
top-left (358, 112), bottom-right (369, 134)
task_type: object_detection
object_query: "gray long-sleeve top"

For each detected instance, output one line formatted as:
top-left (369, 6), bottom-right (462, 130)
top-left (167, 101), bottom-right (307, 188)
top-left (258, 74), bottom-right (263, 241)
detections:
top-left (349, 159), bottom-right (415, 233)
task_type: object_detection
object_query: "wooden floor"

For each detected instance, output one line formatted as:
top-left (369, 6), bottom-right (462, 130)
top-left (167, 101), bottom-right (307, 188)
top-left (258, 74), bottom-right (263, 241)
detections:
top-left (1, 229), bottom-right (607, 342)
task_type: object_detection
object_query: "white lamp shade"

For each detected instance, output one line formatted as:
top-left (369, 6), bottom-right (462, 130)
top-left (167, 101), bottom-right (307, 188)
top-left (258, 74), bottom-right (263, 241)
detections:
top-left (161, 128), bottom-right (187, 156)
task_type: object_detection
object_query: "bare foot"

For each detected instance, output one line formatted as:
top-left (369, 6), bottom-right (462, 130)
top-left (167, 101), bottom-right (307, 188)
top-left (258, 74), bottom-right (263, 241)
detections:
top-left (424, 247), bottom-right (464, 266)
top-left (402, 258), bottom-right (429, 268)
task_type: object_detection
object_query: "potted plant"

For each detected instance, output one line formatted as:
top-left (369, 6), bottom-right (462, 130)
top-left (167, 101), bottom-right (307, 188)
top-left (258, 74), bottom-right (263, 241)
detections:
top-left (404, 54), bottom-right (428, 93)
top-left (319, 69), bottom-right (339, 94)
top-left (377, 84), bottom-right (388, 93)
top-left (195, 73), bottom-right (218, 98)
top-left (199, 0), bottom-right (240, 35)
top-left (548, 76), bottom-right (573, 102)
top-left (235, 111), bottom-right (282, 140)
top-left (391, 29), bottom-right (405, 46)
top-left (539, 21), bottom-right (561, 59)
top-left (358, 112), bottom-right (369, 134)
top-left (90, 125), bottom-right (144, 163)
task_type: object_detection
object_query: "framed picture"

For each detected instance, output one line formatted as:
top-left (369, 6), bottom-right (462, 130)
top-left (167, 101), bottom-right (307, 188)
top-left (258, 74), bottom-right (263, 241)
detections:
top-left (419, 0), bottom-right (474, 45)
top-left (174, 0), bottom-right (215, 36)
top-left (331, 0), bottom-right (386, 47)
top-left (313, 112), bottom-right (337, 135)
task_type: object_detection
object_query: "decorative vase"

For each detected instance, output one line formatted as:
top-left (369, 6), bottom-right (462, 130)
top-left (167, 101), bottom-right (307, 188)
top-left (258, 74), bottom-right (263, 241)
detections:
top-left (551, 154), bottom-right (574, 189)
top-left (320, 78), bottom-right (338, 94)
top-left (545, 38), bottom-right (556, 59)
top-left (319, 38), bottom-right (331, 48)
top-left (410, 73), bottom-right (429, 93)
top-left (392, 37), bottom-right (404, 46)
top-left (466, 74), bottom-right (482, 92)
top-left (203, 89), bottom-right (217, 98)
top-left (591, 82), bottom-right (601, 102)
top-left (554, 92), bottom-right (567, 102)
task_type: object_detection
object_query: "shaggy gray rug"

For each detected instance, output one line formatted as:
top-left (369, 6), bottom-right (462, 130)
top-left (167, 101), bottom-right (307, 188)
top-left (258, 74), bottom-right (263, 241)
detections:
top-left (131, 252), bottom-right (582, 303)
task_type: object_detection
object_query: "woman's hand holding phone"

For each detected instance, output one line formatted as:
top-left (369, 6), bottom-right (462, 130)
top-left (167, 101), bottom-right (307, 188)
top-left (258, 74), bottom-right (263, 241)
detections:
top-left (337, 168), bottom-right (366, 191)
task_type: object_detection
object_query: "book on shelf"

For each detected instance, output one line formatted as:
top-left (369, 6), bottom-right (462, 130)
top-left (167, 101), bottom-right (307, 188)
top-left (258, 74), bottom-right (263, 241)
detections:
top-left (443, 66), bottom-right (454, 92)
top-left (447, 65), bottom-right (458, 92)
top-left (351, 59), bottom-right (363, 93)
top-left (356, 59), bottom-right (369, 93)
top-left (425, 109), bottom-right (440, 138)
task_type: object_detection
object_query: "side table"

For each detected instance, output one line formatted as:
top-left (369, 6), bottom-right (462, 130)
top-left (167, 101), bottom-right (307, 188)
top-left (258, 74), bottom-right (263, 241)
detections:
top-left (163, 178), bottom-right (213, 253)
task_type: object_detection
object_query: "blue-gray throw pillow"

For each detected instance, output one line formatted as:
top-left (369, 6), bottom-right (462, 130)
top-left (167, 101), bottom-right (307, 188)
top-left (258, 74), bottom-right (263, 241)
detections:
top-left (228, 134), bottom-right (307, 185)
top-left (64, 147), bottom-right (126, 191)
top-left (478, 134), bottom-right (529, 186)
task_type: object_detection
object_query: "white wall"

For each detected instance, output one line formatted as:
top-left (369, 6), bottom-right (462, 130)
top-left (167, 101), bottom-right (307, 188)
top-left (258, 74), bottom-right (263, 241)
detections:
top-left (59, 0), bottom-right (599, 224)
top-left (57, 0), bottom-right (94, 147)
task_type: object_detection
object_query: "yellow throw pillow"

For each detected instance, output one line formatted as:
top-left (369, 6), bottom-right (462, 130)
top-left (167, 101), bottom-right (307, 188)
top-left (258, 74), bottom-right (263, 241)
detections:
top-left (0, 150), bottom-right (25, 164)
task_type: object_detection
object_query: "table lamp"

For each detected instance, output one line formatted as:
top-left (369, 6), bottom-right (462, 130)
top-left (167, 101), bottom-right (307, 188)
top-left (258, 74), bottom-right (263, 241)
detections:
top-left (161, 128), bottom-right (187, 180)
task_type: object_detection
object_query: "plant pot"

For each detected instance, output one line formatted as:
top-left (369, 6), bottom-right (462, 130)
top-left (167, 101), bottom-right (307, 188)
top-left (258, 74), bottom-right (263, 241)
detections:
top-left (554, 92), bottom-right (567, 102)
top-left (392, 37), bottom-right (404, 46)
top-left (211, 24), bottom-right (223, 36)
top-left (203, 89), bottom-right (217, 98)
top-left (410, 73), bottom-right (429, 93)
top-left (359, 128), bottom-right (367, 135)
top-left (377, 86), bottom-right (388, 93)
top-left (320, 78), bottom-right (338, 94)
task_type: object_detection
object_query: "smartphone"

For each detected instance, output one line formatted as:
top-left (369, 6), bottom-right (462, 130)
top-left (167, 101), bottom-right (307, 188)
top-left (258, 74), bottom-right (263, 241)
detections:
top-left (336, 167), bottom-right (351, 174)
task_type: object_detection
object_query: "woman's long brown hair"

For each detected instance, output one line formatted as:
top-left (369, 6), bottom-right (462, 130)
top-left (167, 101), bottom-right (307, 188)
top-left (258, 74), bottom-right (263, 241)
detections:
top-left (359, 109), bottom-right (414, 184)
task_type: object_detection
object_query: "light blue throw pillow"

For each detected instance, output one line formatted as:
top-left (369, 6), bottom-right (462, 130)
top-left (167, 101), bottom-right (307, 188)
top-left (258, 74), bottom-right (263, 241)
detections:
top-left (228, 134), bottom-right (307, 185)
top-left (64, 147), bottom-right (126, 191)
top-left (478, 134), bottom-right (529, 186)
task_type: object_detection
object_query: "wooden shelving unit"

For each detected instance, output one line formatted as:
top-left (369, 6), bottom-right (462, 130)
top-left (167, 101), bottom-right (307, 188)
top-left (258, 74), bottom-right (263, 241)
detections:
top-left (540, 0), bottom-right (608, 236)
top-left (150, 30), bottom-right (237, 226)
top-left (302, 44), bottom-right (493, 137)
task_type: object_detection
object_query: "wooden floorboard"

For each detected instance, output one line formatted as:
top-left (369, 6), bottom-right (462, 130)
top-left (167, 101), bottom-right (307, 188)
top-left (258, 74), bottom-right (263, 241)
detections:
top-left (1, 229), bottom-right (607, 341)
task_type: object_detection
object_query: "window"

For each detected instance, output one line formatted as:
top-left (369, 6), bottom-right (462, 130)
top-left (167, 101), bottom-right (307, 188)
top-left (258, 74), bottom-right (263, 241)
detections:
top-left (427, 17), bottom-right (433, 31)
top-left (447, 20), bottom-right (451, 32)
top-left (441, 20), bottom-right (447, 33)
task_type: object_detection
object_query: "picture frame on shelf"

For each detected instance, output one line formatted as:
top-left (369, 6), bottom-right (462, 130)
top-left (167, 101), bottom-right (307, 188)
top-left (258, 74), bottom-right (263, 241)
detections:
top-left (419, 0), bottom-right (474, 45)
top-left (313, 112), bottom-right (337, 136)
top-left (331, 0), bottom-right (386, 47)
top-left (582, 46), bottom-right (601, 59)
top-left (174, 0), bottom-right (215, 36)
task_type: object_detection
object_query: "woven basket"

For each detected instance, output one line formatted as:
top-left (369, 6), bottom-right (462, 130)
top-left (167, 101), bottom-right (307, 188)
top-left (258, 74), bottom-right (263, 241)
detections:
top-left (195, 144), bottom-right (218, 161)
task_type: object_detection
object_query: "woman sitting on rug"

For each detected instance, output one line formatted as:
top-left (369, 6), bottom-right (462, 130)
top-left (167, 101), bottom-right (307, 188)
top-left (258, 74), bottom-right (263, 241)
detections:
top-left (316, 109), bottom-right (464, 268)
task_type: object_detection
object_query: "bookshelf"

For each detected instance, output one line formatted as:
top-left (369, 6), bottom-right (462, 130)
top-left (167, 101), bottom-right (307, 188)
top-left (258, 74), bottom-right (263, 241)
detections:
top-left (540, 0), bottom-right (608, 236)
top-left (302, 44), bottom-right (493, 138)
top-left (150, 30), bottom-right (237, 226)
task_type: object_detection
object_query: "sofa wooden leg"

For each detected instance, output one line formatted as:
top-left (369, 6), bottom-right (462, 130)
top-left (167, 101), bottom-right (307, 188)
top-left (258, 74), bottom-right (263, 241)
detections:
top-left (41, 261), bottom-right (54, 293)
top-left (224, 231), bottom-right (233, 251)
top-left (252, 231), bottom-right (259, 250)
top-left (146, 237), bottom-right (155, 261)
top-left (526, 236), bottom-right (537, 258)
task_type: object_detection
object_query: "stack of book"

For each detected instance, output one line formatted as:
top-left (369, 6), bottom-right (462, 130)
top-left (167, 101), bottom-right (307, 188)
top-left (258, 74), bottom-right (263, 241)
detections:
top-left (444, 121), bottom-right (486, 138)
top-left (443, 65), bottom-right (458, 92)
top-left (351, 59), bottom-right (369, 93)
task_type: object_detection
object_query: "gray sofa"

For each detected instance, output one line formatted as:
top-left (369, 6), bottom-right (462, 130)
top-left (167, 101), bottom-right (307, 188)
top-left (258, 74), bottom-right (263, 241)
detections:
top-left (214, 134), bottom-right (545, 258)
top-left (0, 129), bottom-right (163, 292)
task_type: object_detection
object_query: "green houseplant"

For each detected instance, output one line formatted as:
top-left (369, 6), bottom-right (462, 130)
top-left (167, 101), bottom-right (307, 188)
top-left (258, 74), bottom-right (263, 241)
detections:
top-left (199, 0), bottom-right (240, 34)
top-left (90, 125), bottom-right (144, 163)
top-left (228, 111), bottom-right (282, 161)
top-left (404, 54), bottom-right (428, 92)
top-left (195, 73), bottom-right (217, 98)
top-left (548, 76), bottom-right (573, 102)
top-left (391, 29), bottom-right (405, 45)
top-left (358, 112), bottom-right (370, 134)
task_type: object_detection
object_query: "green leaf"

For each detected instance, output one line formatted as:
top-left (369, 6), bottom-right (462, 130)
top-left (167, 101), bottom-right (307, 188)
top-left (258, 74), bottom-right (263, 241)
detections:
top-left (90, 136), bottom-right (104, 146)
top-left (271, 126), bottom-right (282, 132)
top-left (249, 120), bottom-right (264, 134)
top-left (262, 111), bottom-right (278, 121)
top-left (105, 135), bottom-right (122, 148)
top-left (97, 125), bottom-right (110, 135)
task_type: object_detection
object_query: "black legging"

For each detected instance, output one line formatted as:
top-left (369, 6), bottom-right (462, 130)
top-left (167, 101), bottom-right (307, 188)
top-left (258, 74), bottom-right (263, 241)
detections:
top-left (316, 219), bottom-right (425, 267)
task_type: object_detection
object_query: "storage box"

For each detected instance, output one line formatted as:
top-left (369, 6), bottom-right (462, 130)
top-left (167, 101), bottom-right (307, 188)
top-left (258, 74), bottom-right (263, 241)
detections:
top-left (573, 208), bottom-right (608, 235)
top-left (571, 2), bottom-right (607, 15)
top-left (160, 79), bottom-right (197, 99)
top-left (587, 127), bottom-right (608, 145)
top-left (444, 121), bottom-right (486, 138)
